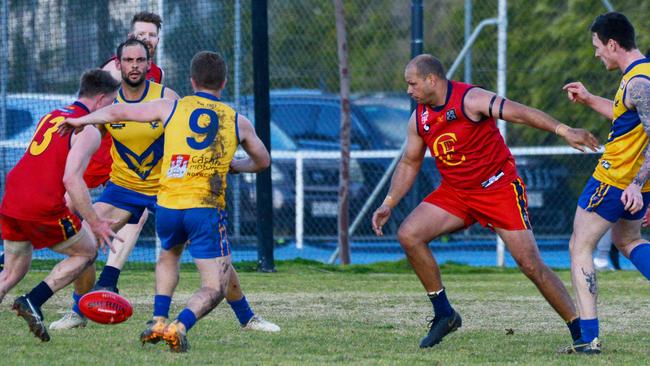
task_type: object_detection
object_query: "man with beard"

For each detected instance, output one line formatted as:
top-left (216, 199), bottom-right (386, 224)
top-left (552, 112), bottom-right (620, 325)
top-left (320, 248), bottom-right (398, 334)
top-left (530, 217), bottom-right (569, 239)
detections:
top-left (52, 38), bottom-right (281, 334)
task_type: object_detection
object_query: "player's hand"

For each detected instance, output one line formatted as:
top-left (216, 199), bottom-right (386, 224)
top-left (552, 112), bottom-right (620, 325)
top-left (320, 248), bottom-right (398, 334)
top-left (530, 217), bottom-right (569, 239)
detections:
top-left (563, 82), bottom-right (593, 105)
top-left (621, 183), bottom-right (644, 215)
top-left (372, 204), bottom-right (392, 236)
top-left (57, 118), bottom-right (86, 136)
top-left (89, 217), bottom-right (123, 254)
top-left (562, 128), bottom-right (600, 152)
top-left (642, 208), bottom-right (650, 227)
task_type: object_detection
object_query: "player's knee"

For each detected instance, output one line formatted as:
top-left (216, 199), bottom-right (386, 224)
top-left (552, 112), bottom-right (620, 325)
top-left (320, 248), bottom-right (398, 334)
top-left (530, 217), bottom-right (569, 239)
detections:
top-left (397, 225), bottom-right (418, 249)
top-left (516, 258), bottom-right (542, 279)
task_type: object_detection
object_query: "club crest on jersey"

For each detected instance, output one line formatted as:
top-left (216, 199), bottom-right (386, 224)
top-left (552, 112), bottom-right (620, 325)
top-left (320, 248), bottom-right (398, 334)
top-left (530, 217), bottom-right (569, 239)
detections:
top-left (167, 154), bottom-right (190, 178)
top-left (445, 108), bottom-right (457, 122)
top-left (150, 121), bottom-right (159, 129)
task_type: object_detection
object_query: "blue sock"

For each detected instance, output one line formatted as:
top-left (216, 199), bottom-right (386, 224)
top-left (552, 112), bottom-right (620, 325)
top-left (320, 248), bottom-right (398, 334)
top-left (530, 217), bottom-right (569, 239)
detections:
top-left (428, 288), bottom-right (453, 317)
top-left (566, 317), bottom-right (581, 341)
top-left (630, 243), bottom-right (650, 280)
top-left (26, 281), bottom-right (54, 309)
top-left (176, 308), bottom-right (197, 332)
top-left (228, 296), bottom-right (255, 325)
top-left (153, 295), bottom-right (172, 318)
top-left (580, 318), bottom-right (599, 342)
top-left (96, 265), bottom-right (121, 288)
top-left (72, 292), bottom-right (84, 317)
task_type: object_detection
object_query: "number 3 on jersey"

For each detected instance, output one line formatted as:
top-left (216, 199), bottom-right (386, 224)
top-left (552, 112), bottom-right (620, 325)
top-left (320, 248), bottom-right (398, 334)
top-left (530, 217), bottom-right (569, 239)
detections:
top-left (29, 113), bottom-right (65, 156)
top-left (187, 108), bottom-right (219, 150)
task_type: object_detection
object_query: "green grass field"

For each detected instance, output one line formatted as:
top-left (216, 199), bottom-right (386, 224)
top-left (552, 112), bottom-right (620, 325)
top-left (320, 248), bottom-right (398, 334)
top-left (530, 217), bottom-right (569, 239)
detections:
top-left (1, 260), bottom-right (648, 365)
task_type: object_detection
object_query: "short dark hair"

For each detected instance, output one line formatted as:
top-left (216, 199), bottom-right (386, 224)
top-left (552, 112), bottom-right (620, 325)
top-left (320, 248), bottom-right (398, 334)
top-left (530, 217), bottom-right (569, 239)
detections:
top-left (190, 51), bottom-right (227, 90)
top-left (408, 54), bottom-right (446, 80)
top-left (116, 38), bottom-right (150, 60)
top-left (591, 12), bottom-right (636, 51)
top-left (78, 69), bottom-right (120, 98)
top-left (131, 11), bottom-right (162, 31)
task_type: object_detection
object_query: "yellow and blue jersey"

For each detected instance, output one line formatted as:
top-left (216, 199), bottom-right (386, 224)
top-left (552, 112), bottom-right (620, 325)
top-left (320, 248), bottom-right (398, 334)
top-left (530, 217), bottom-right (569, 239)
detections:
top-left (106, 80), bottom-right (166, 196)
top-left (593, 58), bottom-right (650, 192)
top-left (157, 92), bottom-right (239, 209)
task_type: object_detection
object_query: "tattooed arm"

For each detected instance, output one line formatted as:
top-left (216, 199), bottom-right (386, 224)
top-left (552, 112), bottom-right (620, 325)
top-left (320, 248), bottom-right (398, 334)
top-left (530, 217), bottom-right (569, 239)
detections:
top-left (621, 77), bottom-right (650, 214)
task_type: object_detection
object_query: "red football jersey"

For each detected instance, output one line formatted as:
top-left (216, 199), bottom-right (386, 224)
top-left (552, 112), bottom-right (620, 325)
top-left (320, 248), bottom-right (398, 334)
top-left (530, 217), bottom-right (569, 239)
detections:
top-left (1, 102), bottom-right (90, 220)
top-left (84, 57), bottom-right (165, 187)
top-left (416, 81), bottom-right (517, 190)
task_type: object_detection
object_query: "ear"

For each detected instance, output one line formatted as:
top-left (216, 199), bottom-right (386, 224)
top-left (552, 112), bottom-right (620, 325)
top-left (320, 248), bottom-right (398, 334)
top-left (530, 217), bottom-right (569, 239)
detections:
top-left (221, 78), bottom-right (228, 90)
top-left (607, 38), bottom-right (618, 52)
top-left (190, 78), bottom-right (197, 91)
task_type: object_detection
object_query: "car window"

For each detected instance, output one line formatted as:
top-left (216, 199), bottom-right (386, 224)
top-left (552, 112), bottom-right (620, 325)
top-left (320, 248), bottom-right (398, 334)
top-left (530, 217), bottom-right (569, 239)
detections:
top-left (6, 109), bottom-right (35, 138)
top-left (357, 104), bottom-right (410, 149)
top-left (271, 103), bottom-right (370, 149)
top-left (270, 123), bottom-right (297, 151)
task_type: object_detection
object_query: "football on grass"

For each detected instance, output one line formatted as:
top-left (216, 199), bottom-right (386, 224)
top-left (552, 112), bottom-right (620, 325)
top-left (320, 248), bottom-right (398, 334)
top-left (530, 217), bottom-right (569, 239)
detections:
top-left (78, 290), bottom-right (133, 324)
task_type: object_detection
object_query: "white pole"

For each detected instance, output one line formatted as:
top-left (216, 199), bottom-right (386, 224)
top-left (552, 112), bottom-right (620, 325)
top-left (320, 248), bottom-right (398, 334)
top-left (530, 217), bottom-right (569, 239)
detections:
top-left (295, 152), bottom-right (304, 249)
top-left (496, 0), bottom-right (507, 267)
top-left (156, 0), bottom-right (164, 69)
top-left (233, 0), bottom-right (242, 238)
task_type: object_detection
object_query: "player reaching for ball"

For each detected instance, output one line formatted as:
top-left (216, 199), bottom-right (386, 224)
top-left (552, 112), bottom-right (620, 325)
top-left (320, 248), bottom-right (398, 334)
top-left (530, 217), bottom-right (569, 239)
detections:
top-left (371, 54), bottom-right (599, 350)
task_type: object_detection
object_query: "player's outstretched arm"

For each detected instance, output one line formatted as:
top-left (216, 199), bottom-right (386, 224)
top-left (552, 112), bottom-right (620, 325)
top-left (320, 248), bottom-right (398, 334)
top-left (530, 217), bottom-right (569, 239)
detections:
top-left (463, 87), bottom-right (600, 152)
top-left (229, 115), bottom-right (271, 173)
top-left (563, 81), bottom-right (614, 120)
top-left (60, 99), bottom-right (175, 132)
top-left (372, 111), bottom-right (426, 236)
top-left (63, 127), bottom-right (122, 252)
top-left (621, 77), bottom-right (650, 214)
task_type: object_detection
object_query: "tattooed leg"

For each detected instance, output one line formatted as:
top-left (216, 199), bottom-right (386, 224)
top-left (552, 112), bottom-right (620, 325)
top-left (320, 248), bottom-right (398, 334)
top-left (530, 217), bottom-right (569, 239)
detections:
top-left (569, 208), bottom-right (611, 320)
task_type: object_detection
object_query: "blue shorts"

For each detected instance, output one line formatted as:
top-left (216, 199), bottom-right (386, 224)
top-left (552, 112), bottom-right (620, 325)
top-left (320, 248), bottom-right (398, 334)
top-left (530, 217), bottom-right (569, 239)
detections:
top-left (156, 206), bottom-right (231, 259)
top-left (96, 181), bottom-right (157, 224)
top-left (577, 177), bottom-right (650, 223)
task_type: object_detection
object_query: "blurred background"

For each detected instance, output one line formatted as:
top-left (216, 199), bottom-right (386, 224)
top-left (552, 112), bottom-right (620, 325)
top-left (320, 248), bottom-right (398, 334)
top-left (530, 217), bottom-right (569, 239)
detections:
top-left (0, 0), bottom-right (649, 268)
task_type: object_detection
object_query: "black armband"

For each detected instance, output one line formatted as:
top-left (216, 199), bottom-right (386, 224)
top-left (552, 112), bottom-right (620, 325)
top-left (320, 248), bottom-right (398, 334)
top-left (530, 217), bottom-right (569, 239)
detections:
top-left (488, 95), bottom-right (497, 119)
top-left (498, 98), bottom-right (506, 120)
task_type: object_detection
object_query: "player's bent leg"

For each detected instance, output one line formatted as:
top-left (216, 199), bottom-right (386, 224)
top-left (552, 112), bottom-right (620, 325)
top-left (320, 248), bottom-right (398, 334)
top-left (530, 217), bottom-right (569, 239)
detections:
top-left (397, 202), bottom-right (465, 348)
top-left (226, 267), bottom-right (280, 332)
top-left (611, 219), bottom-right (650, 280)
top-left (163, 256), bottom-right (233, 353)
top-left (568, 208), bottom-right (610, 320)
top-left (0, 242), bottom-right (33, 304)
top-left (106, 210), bottom-right (149, 270)
top-left (140, 245), bottom-right (184, 346)
top-left (497, 228), bottom-right (577, 322)
top-left (397, 202), bottom-right (464, 293)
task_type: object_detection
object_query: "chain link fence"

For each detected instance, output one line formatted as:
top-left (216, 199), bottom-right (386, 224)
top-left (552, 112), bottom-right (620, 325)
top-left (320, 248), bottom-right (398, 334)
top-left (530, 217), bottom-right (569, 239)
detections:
top-left (1, 0), bottom-right (648, 267)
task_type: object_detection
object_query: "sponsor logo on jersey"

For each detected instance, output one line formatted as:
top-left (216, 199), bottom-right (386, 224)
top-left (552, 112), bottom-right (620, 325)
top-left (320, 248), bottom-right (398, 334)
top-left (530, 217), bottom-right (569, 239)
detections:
top-left (445, 108), bottom-right (457, 122)
top-left (110, 123), bottom-right (126, 129)
top-left (167, 154), bottom-right (190, 178)
top-left (600, 160), bottom-right (611, 170)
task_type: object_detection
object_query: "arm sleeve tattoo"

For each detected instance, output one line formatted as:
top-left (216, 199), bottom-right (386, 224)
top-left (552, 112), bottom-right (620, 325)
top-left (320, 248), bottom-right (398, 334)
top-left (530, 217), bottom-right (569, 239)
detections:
top-left (630, 78), bottom-right (650, 186)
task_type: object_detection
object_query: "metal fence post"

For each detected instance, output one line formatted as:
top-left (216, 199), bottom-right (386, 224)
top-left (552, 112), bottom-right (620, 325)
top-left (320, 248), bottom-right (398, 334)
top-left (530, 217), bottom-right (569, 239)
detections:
top-left (252, 0), bottom-right (275, 272)
top-left (496, 0), bottom-right (508, 267)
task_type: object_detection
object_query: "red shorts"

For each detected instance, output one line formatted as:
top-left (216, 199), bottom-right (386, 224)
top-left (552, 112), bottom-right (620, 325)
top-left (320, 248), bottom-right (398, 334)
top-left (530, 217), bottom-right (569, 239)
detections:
top-left (1, 213), bottom-right (82, 249)
top-left (424, 177), bottom-right (532, 231)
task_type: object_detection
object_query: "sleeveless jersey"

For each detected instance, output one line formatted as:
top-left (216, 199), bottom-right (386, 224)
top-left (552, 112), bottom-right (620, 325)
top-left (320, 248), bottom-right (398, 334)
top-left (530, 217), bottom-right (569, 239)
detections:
top-left (1, 102), bottom-right (89, 220)
top-left (416, 81), bottom-right (516, 190)
top-left (157, 92), bottom-right (239, 209)
top-left (84, 58), bottom-right (165, 185)
top-left (106, 80), bottom-right (166, 196)
top-left (592, 58), bottom-right (650, 192)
